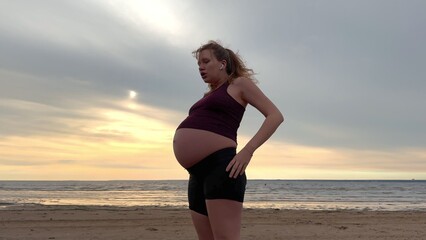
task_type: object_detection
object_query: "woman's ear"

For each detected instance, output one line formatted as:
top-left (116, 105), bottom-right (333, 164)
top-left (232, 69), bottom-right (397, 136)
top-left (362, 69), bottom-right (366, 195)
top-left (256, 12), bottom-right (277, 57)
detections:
top-left (220, 60), bottom-right (227, 70)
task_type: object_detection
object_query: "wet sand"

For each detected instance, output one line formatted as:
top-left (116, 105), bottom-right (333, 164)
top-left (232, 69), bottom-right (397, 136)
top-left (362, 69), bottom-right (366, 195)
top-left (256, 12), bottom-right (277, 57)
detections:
top-left (1, 205), bottom-right (425, 239)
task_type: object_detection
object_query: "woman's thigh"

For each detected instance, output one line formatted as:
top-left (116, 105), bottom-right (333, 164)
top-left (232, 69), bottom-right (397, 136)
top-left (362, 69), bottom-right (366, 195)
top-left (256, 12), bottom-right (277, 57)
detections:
top-left (206, 199), bottom-right (243, 240)
top-left (190, 210), bottom-right (214, 240)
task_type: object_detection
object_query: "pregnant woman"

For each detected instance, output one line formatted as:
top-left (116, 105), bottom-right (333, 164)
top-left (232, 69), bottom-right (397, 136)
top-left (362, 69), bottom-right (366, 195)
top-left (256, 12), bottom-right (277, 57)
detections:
top-left (173, 40), bottom-right (283, 240)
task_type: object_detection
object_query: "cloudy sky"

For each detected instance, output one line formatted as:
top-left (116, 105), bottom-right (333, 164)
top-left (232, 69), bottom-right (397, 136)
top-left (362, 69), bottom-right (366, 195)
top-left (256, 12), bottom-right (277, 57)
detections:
top-left (1, 0), bottom-right (425, 180)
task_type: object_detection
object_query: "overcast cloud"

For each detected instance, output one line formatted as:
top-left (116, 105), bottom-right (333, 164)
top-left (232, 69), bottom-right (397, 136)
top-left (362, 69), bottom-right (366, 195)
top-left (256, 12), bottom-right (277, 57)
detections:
top-left (1, 0), bottom-right (425, 179)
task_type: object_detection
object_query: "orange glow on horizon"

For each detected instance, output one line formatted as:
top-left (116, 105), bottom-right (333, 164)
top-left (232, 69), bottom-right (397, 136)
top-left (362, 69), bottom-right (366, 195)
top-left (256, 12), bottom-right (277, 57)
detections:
top-left (1, 100), bottom-right (425, 180)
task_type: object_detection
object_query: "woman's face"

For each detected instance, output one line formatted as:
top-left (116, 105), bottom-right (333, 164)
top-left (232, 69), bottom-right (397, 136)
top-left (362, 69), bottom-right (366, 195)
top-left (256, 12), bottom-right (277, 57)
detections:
top-left (197, 49), bottom-right (223, 84)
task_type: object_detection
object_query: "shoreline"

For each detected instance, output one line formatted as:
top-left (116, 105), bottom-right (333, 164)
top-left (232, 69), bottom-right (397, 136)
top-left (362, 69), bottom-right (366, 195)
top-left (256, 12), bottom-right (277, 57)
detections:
top-left (1, 205), bottom-right (426, 239)
top-left (2, 180), bottom-right (425, 212)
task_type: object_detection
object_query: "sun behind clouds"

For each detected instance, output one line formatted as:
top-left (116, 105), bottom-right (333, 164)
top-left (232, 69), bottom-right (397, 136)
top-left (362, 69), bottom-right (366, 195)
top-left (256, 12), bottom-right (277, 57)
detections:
top-left (128, 90), bottom-right (137, 99)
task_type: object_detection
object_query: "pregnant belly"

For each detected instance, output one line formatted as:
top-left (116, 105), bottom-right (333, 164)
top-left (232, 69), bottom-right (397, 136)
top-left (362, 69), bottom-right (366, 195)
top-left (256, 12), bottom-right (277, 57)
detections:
top-left (173, 128), bottom-right (237, 168)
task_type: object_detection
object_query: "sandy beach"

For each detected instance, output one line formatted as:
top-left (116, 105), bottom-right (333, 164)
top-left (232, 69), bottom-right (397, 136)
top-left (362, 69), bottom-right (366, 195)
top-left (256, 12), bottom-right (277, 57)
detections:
top-left (0, 205), bottom-right (425, 240)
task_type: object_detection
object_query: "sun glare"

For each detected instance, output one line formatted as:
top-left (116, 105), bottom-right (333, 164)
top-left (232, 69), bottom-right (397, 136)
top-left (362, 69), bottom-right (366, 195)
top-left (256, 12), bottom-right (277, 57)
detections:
top-left (129, 90), bottom-right (137, 99)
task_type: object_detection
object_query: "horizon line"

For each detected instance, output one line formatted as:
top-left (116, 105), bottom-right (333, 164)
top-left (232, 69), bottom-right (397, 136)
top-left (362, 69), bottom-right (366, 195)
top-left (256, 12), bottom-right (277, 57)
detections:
top-left (1, 179), bottom-right (424, 182)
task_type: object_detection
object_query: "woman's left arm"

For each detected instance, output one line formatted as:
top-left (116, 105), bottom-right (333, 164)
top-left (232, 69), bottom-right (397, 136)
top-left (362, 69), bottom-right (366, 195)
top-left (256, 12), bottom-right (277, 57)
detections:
top-left (226, 78), bottom-right (284, 178)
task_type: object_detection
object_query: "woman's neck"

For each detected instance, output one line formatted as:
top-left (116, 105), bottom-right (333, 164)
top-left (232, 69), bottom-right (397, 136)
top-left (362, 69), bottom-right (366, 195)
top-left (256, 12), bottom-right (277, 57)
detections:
top-left (210, 77), bottom-right (229, 91)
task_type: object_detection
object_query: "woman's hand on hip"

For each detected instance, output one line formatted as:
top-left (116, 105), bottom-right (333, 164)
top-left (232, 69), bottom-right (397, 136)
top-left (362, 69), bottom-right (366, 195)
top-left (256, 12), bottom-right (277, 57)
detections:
top-left (226, 148), bottom-right (253, 178)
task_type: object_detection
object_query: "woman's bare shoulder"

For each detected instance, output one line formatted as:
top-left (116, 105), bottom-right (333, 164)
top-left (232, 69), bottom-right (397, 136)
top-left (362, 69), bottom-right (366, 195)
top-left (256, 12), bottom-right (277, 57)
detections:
top-left (232, 77), bottom-right (256, 88)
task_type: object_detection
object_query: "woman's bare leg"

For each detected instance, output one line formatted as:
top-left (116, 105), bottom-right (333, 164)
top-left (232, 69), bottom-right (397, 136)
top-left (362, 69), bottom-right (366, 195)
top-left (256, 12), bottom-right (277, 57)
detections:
top-left (190, 210), bottom-right (214, 240)
top-left (206, 199), bottom-right (243, 240)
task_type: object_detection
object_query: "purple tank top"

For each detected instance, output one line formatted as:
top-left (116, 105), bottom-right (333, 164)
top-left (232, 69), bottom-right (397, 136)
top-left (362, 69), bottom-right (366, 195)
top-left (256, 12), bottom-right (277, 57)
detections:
top-left (177, 82), bottom-right (245, 142)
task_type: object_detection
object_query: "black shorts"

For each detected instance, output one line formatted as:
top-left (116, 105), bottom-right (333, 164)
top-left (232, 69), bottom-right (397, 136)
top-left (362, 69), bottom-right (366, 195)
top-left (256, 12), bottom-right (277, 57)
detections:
top-left (186, 147), bottom-right (247, 216)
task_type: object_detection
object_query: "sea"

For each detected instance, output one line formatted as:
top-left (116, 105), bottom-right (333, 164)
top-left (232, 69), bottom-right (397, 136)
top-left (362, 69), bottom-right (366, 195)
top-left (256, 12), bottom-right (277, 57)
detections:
top-left (0, 180), bottom-right (425, 211)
